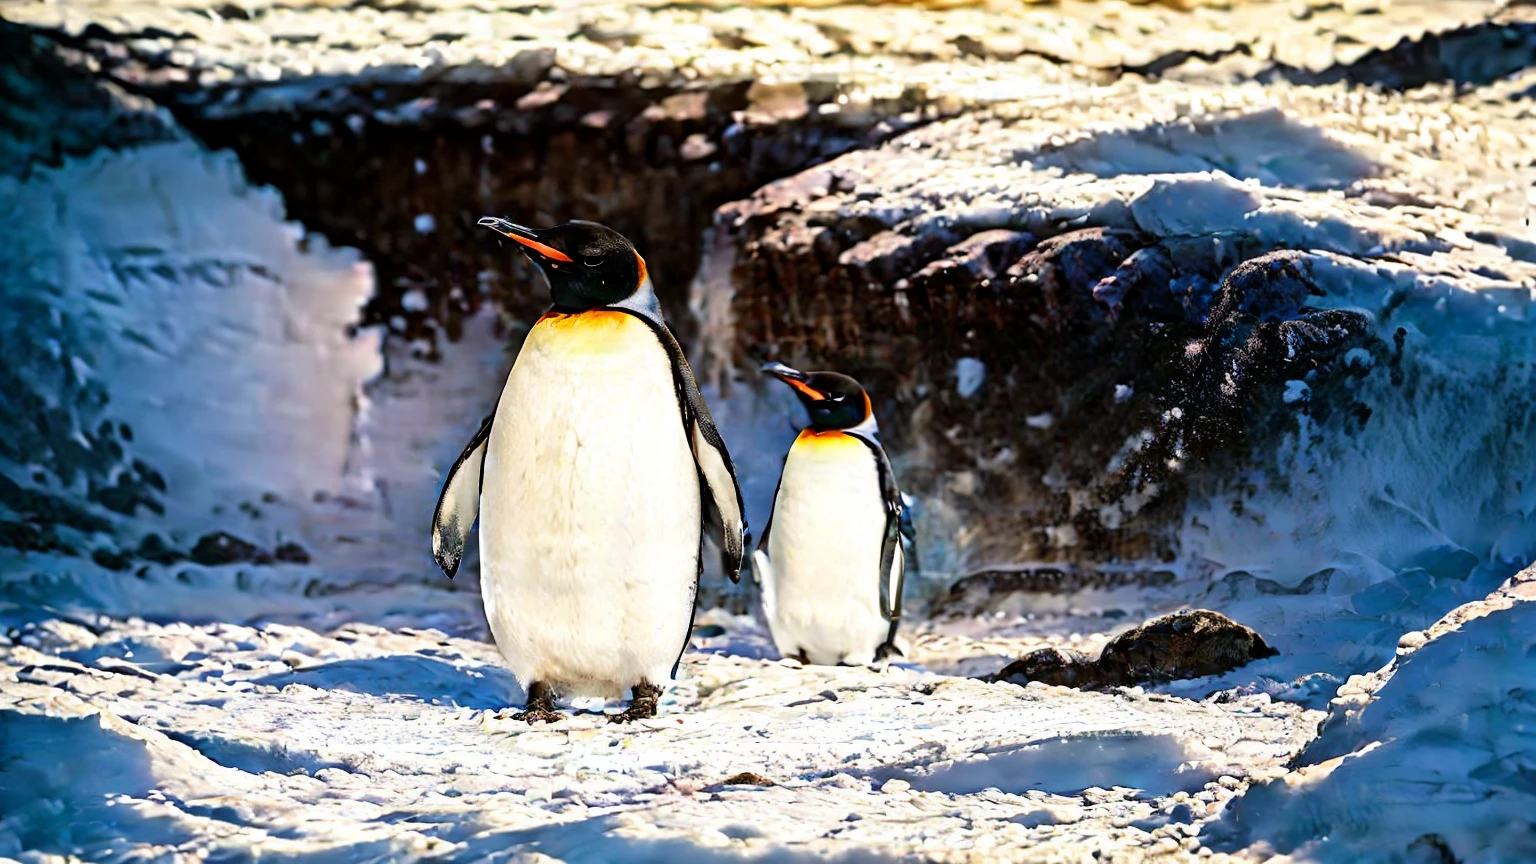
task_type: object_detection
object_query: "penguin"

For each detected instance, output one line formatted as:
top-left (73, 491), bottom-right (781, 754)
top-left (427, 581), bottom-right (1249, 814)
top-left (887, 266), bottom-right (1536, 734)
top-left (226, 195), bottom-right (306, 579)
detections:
top-left (752, 363), bottom-right (915, 667)
top-left (431, 217), bottom-right (746, 724)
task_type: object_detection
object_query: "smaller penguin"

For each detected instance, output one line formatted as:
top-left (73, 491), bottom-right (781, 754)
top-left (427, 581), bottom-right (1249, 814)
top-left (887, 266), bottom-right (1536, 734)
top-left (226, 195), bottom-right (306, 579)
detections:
top-left (752, 363), bottom-right (915, 666)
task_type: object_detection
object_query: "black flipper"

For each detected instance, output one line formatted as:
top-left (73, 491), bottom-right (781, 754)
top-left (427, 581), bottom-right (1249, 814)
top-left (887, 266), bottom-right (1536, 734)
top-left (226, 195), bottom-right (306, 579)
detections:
top-left (430, 413), bottom-right (495, 579)
top-left (755, 474), bottom-right (783, 556)
top-left (749, 472), bottom-right (785, 626)
top-left (849, 431), bottom-right (909, 642)
top-left (619, 311), bottom-right (748, 583)
top-left (613, 309), bottom-right (747, 680)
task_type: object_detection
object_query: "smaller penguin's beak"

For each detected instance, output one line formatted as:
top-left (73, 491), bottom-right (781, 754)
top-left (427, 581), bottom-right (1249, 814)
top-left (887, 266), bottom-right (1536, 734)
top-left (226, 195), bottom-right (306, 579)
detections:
top-left (762, 362), bottom-right (825, 401)
top-left (478, 216), bottom-right (573, 263)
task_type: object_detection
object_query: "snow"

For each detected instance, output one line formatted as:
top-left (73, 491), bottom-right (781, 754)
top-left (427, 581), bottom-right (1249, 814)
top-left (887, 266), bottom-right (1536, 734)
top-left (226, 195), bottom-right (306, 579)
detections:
top-left (0, 141), bottom-right (389, 595)
top-left (401, 288), bottom-right (431, 312)
top-left (0, 610), bottom-right (1321, 862)
top-left (1213, 567), bottom-right (1536, 862)
top-left (954, 358), bottom-right (986, 398)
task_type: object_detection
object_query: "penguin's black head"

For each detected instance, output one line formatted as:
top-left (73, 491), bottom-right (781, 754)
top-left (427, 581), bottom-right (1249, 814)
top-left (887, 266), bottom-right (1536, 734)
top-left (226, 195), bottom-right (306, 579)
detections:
top-left (763, 363), bottom-right (872, 431)
top-left (479, 217), bottom-right (647, 312)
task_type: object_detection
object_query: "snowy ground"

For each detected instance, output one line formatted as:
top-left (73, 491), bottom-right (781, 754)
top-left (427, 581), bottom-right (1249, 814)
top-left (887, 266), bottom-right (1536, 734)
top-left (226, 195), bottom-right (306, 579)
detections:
top-left (7, 565), bottom-right (1534, 862)
top-left (1, 597), bottom-right (1325, 863)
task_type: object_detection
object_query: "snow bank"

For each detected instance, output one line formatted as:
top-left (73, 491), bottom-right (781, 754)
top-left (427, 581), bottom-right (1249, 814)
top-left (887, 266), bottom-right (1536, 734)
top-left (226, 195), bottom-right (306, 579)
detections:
top-left (0, 136), bottom-right (505, 625)
top-left (1215, 565), bottom-right (1536, 862)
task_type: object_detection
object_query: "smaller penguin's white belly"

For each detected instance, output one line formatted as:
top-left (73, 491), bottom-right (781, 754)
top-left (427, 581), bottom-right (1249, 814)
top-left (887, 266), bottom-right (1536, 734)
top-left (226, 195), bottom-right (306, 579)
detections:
top-left (765, 432), bottom-right (890, 666)
top-left (479, 311), bottom-right (700, 698)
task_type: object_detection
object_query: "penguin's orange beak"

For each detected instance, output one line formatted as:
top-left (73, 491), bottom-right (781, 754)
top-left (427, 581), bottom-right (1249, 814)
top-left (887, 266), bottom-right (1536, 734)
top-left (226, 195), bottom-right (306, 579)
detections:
top-left (763, 362), bottom-right (825, 401)
top-left (478, 216), bottom-right (573, 263)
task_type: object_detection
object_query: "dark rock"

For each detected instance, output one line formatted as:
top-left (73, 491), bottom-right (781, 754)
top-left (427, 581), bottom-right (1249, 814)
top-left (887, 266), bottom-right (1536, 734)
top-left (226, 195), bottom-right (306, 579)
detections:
top-left (717, 772), bottom-right (776, 788)
top-left (135, 534), bottom-right (185, 566)
top-left (990, 610), bottom-right (1277, 690)
top-left (273, 542), bottom-right (312, 565)
top-left (992, 648), bottom-right (1098, 689)
top-left (91, 547), bottom-right (132, 572)
top-left (189, 532), bottom-right (271, 567)
top-left (1095, 610), bottom-right (1278, 686)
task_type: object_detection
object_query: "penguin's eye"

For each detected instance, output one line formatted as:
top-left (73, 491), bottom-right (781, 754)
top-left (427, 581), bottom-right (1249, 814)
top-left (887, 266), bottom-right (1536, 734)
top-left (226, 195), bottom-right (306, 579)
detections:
top-left (581, 256), bottom-right (603, 268)
top-left (830, 393), bottom-right (846, 402)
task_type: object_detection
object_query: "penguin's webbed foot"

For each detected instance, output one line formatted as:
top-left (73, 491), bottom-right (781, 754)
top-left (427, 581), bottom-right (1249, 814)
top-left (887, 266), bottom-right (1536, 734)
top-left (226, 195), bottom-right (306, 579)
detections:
top-left (608, 680), bottom-right (662, 724)
top-left (511, 681), bottom-right (562, 724)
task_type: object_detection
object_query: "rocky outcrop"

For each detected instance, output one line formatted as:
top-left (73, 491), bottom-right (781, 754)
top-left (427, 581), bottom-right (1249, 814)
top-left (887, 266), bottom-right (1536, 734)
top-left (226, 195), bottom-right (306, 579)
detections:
top-left (702, 75), bottom-right (1536, 591)
top-left (990, 609), bottom-right (1277, 689)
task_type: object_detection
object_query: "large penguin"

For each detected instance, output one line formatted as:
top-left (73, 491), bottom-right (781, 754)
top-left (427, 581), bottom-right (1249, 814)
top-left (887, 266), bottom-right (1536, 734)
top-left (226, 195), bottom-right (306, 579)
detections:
top-left (431, 217), bottom-right (745, 724)
top-left (752, 363), bottom-right (914, 666)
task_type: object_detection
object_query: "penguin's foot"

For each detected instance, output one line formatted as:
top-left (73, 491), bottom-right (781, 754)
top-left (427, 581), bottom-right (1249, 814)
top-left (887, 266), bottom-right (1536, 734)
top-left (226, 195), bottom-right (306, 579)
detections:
top-left (511, 707), bottom-right (563, 724)
top-left (874, 641), bottom-right (905, 663)
top-left (608, 680), bottom-right (662, 724)
top-left (512, 681), bottom-right (562, 724)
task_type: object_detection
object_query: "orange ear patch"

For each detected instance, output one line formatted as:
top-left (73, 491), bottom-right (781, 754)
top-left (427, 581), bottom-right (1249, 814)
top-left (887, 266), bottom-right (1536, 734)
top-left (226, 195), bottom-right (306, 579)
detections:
top-left (635, 249), bottom-right (649, 288)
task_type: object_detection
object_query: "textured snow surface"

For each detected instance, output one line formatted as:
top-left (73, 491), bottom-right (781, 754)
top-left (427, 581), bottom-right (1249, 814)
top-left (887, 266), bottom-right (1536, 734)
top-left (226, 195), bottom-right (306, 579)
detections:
top-left (8, 568), bottom-right (1532, 862)
top-left (0, 607), bottom-right (1321, 863)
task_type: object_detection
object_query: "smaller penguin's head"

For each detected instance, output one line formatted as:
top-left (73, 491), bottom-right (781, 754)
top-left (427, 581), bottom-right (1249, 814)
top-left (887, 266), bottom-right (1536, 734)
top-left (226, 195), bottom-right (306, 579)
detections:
top-left (479, 217), bottom-right (648, 311)
top-left (763, 362), bottom-right (872, 431)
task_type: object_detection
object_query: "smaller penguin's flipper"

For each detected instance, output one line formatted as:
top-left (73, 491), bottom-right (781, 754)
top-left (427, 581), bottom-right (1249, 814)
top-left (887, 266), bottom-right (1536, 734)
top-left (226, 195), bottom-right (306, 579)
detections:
top-left (752, 549), bottom-right (777, 623)
top-left (755, 474), bottom-right (784, 556)
top-left (852, 432), bottom-right (908, 627)
top-left (884, 533), bottom-right (905, 623)
top-left (430, 413), bottom-right (494, 579)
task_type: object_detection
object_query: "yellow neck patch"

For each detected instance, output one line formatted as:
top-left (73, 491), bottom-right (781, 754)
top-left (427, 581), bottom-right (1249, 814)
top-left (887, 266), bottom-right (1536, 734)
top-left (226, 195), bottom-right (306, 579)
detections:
top-left (530, 309), bottom-right (644, 354)
top-left (792, 428), bottom-right (865, 454)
